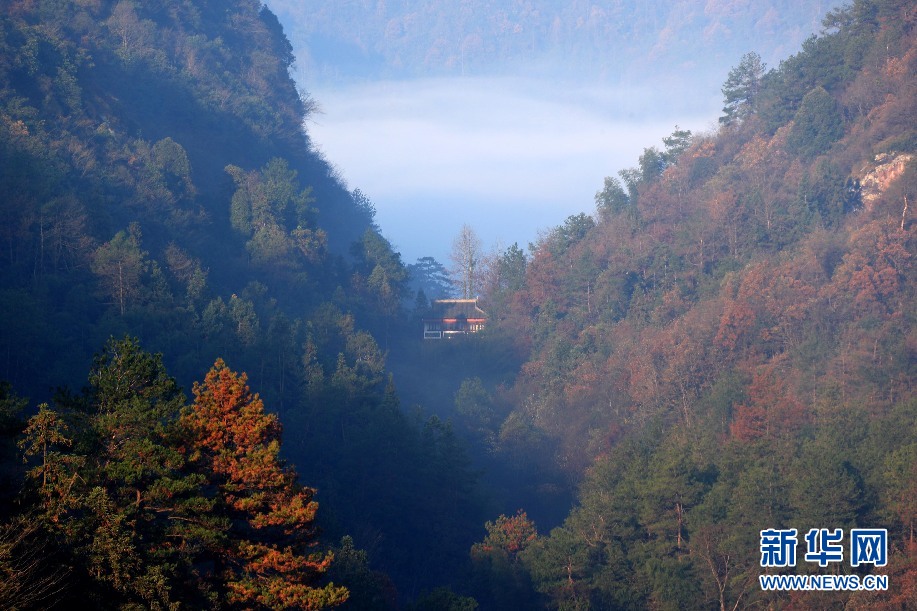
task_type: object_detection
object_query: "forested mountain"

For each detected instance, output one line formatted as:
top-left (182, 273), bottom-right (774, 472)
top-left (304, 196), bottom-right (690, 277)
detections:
top-left (0, 0), bottom-right (915, 609)
top-left (462, 0), bottom-right (915, 607)
top-left (0, 0), bottom-right (485, 607)
top-left (0, 0), bottom-right (383, 398)
top-left (269, 0), bottom-right (843, 84)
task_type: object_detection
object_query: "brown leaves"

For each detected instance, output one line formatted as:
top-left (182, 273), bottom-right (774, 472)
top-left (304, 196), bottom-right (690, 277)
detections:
top-left (825, 219), bottom-right (913, 318)
top-left (182, 359), bottom-right (347, 609)
top-left (729, 361), bottom-right (806, 442)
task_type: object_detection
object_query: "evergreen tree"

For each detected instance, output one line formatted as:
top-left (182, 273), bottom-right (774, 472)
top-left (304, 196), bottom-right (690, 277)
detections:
top-left (90, 226), bottom-right (148, 316)
top-left (470, 511), bottom-right (540, 610)
top-left (720, 52), bottom-right (766, 125)
top-left (595, 176), bottom-right (631, 217)
top-left (18, 337), bottom-right (214, 607)
top-left (181, 359), bottom-right (348, 609)
top-left (408, 256), bottom-right (454, 300)
top-left (786, 86), bottom-right (844, 158)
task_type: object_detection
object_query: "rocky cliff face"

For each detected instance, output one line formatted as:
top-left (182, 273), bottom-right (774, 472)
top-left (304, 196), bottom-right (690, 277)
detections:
top-left (860, 152), bottom-right (914, 209)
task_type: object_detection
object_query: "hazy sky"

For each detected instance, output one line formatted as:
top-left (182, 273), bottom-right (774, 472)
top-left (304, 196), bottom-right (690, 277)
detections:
top-left (307, 76), bottom-right (719, 264)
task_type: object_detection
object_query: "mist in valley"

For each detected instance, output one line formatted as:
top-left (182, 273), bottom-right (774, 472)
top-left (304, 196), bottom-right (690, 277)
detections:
top-left (2, 1), bottom-right (913, 606)
top-left (268, 0), bottom-right (846, 265)
top-left (307, 76), bottom-right (719, 263)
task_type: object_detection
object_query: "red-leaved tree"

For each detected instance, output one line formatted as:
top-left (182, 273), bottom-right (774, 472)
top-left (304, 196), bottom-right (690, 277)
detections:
top-left (182, 359), bottom-right (347, 609)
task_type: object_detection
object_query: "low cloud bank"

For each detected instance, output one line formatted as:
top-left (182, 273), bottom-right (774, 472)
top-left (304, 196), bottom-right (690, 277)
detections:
top-left (308, 77), bottom-right (718, 263)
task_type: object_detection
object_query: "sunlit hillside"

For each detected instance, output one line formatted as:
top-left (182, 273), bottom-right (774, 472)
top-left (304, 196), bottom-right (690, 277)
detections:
top-left (0, 0), bottom-right (913, 609)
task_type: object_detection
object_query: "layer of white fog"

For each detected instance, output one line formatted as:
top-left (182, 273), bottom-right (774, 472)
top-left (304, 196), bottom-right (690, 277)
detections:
top-left (307, 76), bottom-right (720, 264)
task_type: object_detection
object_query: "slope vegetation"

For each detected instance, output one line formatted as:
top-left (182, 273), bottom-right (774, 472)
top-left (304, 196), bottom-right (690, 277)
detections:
top-left (470, 0), bottom-right (915, 607)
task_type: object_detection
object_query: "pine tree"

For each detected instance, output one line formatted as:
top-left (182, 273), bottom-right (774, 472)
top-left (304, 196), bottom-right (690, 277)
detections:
top-left (720, 52), bottom-right (766, 125)
top-left (19, 337), bottom-right (217, 607)
top-left (181, 359), bottom-right (347, 609)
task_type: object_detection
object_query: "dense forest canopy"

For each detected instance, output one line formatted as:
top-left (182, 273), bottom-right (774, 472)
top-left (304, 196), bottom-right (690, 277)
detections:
top-left (0, 0), bottom-right (484, 605)
top-left (460, 0), bottom-right (915, 607)
top-left (0, 0), bottom-right (915, 609)
top-left (268, 0), bottom-right (845, 85)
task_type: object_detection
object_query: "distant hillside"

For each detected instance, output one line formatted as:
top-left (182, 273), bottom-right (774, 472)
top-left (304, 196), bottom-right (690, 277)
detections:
top-left (461, 0), bottom-right (916, 606)
top-left (486, 0), bottom-right (916, 475)
top-left (268, 0), bottom-right (845, 83)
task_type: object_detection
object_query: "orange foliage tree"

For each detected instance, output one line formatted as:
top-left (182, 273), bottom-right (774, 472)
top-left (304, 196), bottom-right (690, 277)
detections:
top-left (469, 510), bottom-right (540, 608)
top-left (471, 510), bottom-right (538, 559)
top-left (729, 362), bottom-right (806, 442)
top-left (181, 359), bottom-right (347, 609)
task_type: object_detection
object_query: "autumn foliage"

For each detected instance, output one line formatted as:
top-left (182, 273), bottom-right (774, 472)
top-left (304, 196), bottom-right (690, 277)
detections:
top-left (7, 341), bottom-right (348, 609)
top-left (469, 1), bottom-right (917, 607)
top-left (0, 0), bottom-right (915, 607)
top-left (471, 511), bottom-right (538, 559)
top-left (182, 359), bottom-right (348, 609)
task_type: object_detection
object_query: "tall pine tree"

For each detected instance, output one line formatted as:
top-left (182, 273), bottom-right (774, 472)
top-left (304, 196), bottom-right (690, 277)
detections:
top-left (181, 359), bottom-right (347, 609)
